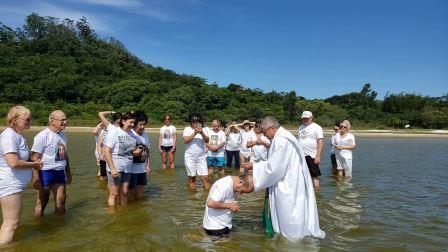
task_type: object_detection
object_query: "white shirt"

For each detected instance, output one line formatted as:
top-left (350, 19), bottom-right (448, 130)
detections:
top-left (247, 131), bottom-right (270, 162)
top-left (240, 130), bottom-right (252, 157)
top-left (298, 122), bottom-right (323, 158)
top-left (206, 129), bottom-right (226, 158)
top-left (334, 133), bottom-right (356, 159)
top-left (183, 127), bottom-right (208, 159)
top-left (203, 176), bottom-right (234, 230)
top-left (225, 132), bottom-right (242, 151)
top-left (105, 128), bottom-right (136, 173)
top-left (330, 133), bottom-right (337, 154)
top-left (31, 128), bottom-right (68, 171)
top-left (0, 128), bottom-right (32, 187)
top-left (160, 125), bottom-right (176, 147)
top-left (130, 129), bottom-right (150, 173)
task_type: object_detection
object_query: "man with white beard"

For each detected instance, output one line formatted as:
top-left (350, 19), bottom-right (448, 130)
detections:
top-left (243, 116), bottom-right (325, 240)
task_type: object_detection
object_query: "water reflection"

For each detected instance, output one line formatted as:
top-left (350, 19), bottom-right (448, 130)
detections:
top-left (3, 133), bottom-right (447, 251)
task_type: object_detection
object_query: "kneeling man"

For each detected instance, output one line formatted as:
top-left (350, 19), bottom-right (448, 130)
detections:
top-left (203, 175), bottom-right (254, 236)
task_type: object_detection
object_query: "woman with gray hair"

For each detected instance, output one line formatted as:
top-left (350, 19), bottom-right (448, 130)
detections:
top-left (334, 120), bottom-right (356, 177)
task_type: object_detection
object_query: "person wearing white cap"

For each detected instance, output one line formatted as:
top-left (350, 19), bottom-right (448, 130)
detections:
top-left (298, 111), bottom-right (324, 189)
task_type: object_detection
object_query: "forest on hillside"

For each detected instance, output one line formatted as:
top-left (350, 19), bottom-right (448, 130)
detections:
top-left (1, 13), bottom-right (447, 128)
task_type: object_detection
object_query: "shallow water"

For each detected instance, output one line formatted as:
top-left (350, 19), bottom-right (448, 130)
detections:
top-left (2, 133), bottom-right (447, 251)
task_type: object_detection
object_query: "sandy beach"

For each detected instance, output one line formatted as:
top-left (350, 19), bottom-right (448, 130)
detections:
top-left (2, 126), bottom-right (446, 138)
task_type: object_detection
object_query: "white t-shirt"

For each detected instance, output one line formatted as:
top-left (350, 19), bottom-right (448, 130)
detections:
top-left (105, 128), bottom-right (136, 173)
top-left (334, 133), bottom-right (356, 159)
top-left (203, 176), bottom-right (234, 230)
top-left (225, 132), bottom-right (242, 151)
top-left (330, 133), bottom-right (337, 154)
top-left (207, 129), bottom-right (226, 158)
top-left (240, 130), bottom-right (252, 157)
top-left (0, 128), bottom-right (32, 188)
top-left (130, 129), bottom-right (150, 173)
top-left (160, 125), bottom-right (176, 147)
top-left (183, 126), bottom-right (208, 160)
top-left (247, 132), bottom-right (270, 162)
top-left (298, 122), bottom-right (323, 158)
top-left (31, 128), bottom-right (68, 171)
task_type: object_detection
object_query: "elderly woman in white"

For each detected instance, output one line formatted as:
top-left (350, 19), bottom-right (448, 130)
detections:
top-left (0, 106), bottom-right (42, 245)
top-left (334, 120), bottom-right (356, 177)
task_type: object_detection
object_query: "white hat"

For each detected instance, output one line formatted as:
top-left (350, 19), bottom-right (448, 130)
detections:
top-left (301, 111), bottom-right (313, 118)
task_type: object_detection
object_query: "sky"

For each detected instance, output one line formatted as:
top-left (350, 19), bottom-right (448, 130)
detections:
top-left (1, 0), bottom-right (447, 99)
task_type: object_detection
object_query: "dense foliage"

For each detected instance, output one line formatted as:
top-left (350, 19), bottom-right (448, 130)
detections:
top-left (1, 14), bottom-right (447, 128)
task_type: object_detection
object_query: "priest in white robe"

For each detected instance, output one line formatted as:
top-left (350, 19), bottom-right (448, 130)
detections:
top-left (244, 116), bottom-right (325, 240)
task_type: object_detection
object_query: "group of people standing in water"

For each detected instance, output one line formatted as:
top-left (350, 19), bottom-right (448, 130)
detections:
top-left (0, 105), bottom-right (356, 245)
top-left (0, 106), bottom-right (70, 245)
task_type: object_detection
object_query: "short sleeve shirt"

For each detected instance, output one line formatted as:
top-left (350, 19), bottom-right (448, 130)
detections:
top-left (31, 128), bottom-right (68, 171)
top-left (225, 132), bottom-right (242, 151)
top-left (298, 122), bottom-right (323, 158)
top-left (160, 125), bottom-right (176, 147)
top-left (183, 126), bottom-right (207, 159)
top-left (130, 129), bottom-right (150, 173)
top-left (248, 132), bottom-right (270, 162)
top-left (0, 127), bottom-right (32, 186)
top-left (105, 128), bottom-right (136, 173)
top-left (203, 176), bottom-right (234, 230)
top-left (207, 129), bottom-right (226, 157)
top-left (334, 133), bottom-right (356, 159)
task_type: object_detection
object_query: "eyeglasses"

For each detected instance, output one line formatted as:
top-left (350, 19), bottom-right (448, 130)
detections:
top-left (52, 117), bottom-right (68, 122)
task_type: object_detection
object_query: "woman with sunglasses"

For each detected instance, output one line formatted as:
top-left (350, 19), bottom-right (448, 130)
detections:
top-left (334, 120), bottom-right (356, 177)
top-left (159, 115), bottom-right (176, 169)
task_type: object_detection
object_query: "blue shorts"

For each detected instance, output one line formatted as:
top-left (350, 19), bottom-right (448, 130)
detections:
top-left (207, 157), bottom-right (225, 168)
top-left (39, 170), bottom-right (66, 187)
top-left (129, 173), bottom-right (147, 189)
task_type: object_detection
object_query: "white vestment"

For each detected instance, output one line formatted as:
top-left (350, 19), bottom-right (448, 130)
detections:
top-left (253, 127), bottom-right (325, 239)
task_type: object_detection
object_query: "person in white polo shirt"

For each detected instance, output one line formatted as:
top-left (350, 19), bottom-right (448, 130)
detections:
top-left (298, 111), bottom-right (323, 189)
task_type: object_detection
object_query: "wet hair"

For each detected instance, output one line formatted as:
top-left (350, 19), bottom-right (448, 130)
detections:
top-left (189, 113), bottom-right (204, 127)
top-left (119, 112), bottom-right (135, 127)
top-left (239, 175), bottom-right (254, 193)
top-left (7, 106), bottom-right (30, 127)
top-left (134, 111), bottom-right (148, 126)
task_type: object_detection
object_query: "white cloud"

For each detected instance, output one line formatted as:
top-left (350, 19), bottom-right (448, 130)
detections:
top-left (0, 1), bottom-right (114, 33)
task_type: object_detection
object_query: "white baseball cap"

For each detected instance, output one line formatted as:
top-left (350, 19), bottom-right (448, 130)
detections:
top-left (301, 111), bottom-right (313, 118)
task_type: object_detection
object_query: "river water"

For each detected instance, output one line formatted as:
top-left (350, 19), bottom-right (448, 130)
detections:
top-left (3, 133), bottom-right (448, 251)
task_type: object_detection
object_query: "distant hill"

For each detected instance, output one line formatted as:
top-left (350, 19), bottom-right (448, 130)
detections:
top-left (1, 13), bottom-right (447, 128)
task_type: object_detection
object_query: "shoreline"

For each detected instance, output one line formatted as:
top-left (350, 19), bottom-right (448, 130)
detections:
top-left (2, 126), bottom-right (447, 138)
